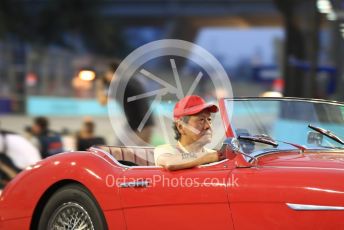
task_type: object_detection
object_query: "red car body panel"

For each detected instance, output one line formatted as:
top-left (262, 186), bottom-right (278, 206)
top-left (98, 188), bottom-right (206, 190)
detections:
top-left (0, 217), bottom-right (31, 229)
top-left (230, 150), bottom-right (344, 229)
top-left (118, 161), bottom-right (235, 230)
top-left (0, 151), bottom-right (127, 229)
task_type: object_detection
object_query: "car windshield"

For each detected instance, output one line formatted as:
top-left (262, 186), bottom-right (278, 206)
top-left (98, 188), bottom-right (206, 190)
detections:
top-left (224, 98), bottom-right (344, 155)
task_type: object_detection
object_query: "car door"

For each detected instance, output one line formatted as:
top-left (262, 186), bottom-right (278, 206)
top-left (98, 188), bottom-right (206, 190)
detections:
top-left (118, 161), bottom-right (235, 230)
top-left (228, 165), bottom-right (344, 230)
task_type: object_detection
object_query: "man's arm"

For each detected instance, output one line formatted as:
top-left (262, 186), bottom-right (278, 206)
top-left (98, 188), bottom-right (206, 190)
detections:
top-left (0, 161), bottom-right (17, 179)
top-left (156, 150), bottom-right (219, 171)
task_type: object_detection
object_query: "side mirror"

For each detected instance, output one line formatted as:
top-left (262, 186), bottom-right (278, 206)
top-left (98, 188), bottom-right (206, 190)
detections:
top-left (219, 138), bottom-right (240, 160)
top-left (220, 138), bottom-right (257, 168)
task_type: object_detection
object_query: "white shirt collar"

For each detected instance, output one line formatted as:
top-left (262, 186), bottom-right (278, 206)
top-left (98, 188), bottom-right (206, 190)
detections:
top-left (177, 141), bottom-right (205, 153)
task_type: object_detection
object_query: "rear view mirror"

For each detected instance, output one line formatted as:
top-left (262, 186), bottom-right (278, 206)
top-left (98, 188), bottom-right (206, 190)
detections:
top-left (307, 131), bottom-right (323, 145)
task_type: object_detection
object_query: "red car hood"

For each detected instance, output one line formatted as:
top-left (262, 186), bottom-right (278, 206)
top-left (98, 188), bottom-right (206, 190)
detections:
top-left (258, 150), bottom-right (344, 169)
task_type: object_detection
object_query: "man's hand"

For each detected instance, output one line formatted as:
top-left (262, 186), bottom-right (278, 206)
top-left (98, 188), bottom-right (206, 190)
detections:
top-left (217, 149), bottom-right (227, 161)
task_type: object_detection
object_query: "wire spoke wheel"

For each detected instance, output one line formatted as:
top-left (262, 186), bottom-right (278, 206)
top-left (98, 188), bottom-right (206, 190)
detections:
top-left (48, 202), bottom-right (94, 230)
top-left (37, 184), bottom-right (107, 230)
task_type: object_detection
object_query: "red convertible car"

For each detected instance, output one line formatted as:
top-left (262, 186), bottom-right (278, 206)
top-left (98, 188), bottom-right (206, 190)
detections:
top-left (1, 98), bottom-right (344, 230)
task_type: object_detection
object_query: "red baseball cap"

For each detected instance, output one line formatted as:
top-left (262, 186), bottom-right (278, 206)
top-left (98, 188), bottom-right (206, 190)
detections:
top-left (173, 95), bottom-right (218, 120)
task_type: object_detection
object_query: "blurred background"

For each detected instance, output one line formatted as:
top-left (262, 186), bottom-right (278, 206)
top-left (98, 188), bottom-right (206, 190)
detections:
top-left (0, 0), bottom-right (343, 148)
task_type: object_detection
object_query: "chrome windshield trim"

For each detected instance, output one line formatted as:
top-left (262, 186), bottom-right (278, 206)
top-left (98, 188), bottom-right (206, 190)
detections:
top-left (224, 97), bottom-right (344, 106)
top-left (250, 149), bottom-right (299, 158)
top-left (286, 203), bottom-right (344, 211)
top-left (247, 148), bottom-right (344, 162)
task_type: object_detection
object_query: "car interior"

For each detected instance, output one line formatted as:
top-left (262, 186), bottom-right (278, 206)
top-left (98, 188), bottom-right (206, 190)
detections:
top-left (95, 145), bottom-right (155, 166)
top-left (94, 145), bottom-right (229, 168)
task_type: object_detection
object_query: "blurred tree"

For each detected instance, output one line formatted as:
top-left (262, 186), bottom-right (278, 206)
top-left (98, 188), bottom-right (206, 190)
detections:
top-left (0, 0), bottom-right (28, 39)
top-left (32, 0), bottom-right (129, 56)
top-left (0, 0), bottom-right (29, 113)
top-left (0, 0), bottom-right (128, 57)
top-left (0, 0), bottom-right (129, 113)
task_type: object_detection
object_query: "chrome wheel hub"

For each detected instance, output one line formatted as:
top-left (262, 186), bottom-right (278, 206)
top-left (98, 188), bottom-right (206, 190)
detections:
top-left (48, 202), bottom-right (94, 230)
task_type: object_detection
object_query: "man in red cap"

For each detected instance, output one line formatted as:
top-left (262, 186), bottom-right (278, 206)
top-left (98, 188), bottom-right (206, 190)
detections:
top-left (154, 95), bottom-right (225, 170)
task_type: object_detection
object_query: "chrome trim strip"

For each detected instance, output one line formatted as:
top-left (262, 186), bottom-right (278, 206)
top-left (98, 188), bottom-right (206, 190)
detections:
top-left (89, 147), bottom-right (130, 168)
top-left (262, 165), bottom-right (344, 171)
top-left (120, 181), bottom-right (150, 188)
top-left (198, 159), bottom-right (229, 167)
top-left (89, 147), bottom-right (117, 161)
top-left (286, 203), bottom-right (344, 211)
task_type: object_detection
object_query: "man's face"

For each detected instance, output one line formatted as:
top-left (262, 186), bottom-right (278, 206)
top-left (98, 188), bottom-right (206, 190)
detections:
top-left (180, 110), bottom-right (213, 146)
top-left (31, 123), bottom-right (41, 135)
top-left (105, 70), bottom-right (114, 82)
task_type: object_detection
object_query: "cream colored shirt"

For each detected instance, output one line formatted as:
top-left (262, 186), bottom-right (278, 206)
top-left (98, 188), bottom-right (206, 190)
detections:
top-left (154, 141), bottom-right (215, 166)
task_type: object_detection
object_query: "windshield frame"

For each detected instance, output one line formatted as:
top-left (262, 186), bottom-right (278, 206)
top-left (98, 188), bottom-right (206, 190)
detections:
top-left (221, 97), bottom-right (344, 157)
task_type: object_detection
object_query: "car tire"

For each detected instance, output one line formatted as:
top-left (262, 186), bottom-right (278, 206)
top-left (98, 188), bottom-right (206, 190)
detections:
top-left (37, 183), bottom-right (107, 230)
